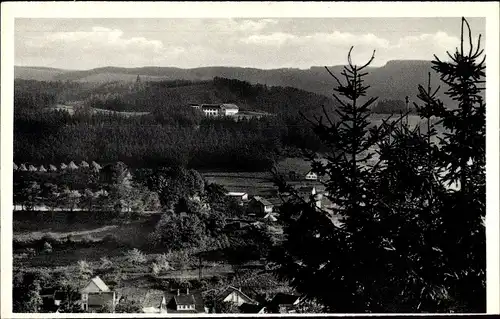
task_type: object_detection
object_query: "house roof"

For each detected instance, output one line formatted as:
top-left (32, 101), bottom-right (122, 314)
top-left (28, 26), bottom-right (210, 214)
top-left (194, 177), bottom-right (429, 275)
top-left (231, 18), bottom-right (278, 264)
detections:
top-left (173, 294), bottom-right (196, 305)
top-left (201, 104), bottom-right (221, 109)
top-left (164, 290), bottom-right (205, 313)
top-left (239, 302), bottom-right (265, 313)
top-left (227, 192), bottom-right (247, 196)
top-left (87, 276), bottom-right (110, 292)
top-left (67, 161), bottom-right (79, 169)
top-left (49, 164), bottom-right (58, 171)
top-left (220, 103), bottom-right (239, 110)
top-left (252, 196), bottom-right (273, 207)
top-left (13, 163), bottom-right (18, 170)
top-left (221, 286), bottom-right (258, 305)
top-left (270, 293), bottom-right (301, 306)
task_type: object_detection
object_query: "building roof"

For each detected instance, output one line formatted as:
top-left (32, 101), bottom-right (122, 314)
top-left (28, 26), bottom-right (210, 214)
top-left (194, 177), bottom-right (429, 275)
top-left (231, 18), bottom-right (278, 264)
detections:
top-left (252, 196), bottom-right (273, 207)
top-left (270, 293), bottom-right (301, 306)
top-left (19, 164), bottom-right (28, 171)
top-left (80, 161), bottom-right (89, 167)
top-left (49, 164), bottom-right (58, 171)
top-left (227, 192), bottom-right (248, 196)
top-left (221, 286), bottom-right (258, 305)
top-left (87, 276), bottom-right (110, 292)
top-left (239, 302), bottom-right (265, 313)
top-left (201, 104), bottom-right (221, 109)
top-left (173, 294), bottom-right (196, 305)
top-left (220, 103), bottom-right (239, 110)
top-left (13, 163), bottom-right (18, 170)
top-left (67, 161), bottom-right (79, 169)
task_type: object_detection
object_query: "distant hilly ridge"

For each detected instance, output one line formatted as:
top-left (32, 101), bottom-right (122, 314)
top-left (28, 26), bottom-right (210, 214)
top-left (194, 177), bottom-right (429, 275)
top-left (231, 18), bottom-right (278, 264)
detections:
top-left (15, 60), bottom-right (458, 105)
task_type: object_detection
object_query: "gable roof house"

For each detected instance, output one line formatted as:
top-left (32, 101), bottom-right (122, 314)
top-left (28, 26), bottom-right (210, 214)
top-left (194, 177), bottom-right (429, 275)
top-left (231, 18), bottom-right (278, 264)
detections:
top-left (68, 161), bottom-right (79, 170)
top-left (305, 170), bottom-right (318, 180)
top-left (201, 104), bottom-right (221, 117)
top-left (162, 288), bottom-right (206, 313)
top-left (247, 196), bottom-right (274, 216)
top-left (80, 161), bottom-right (90, 168)
top-left (269, 293), bottom-right (303, 313)
top-left (49, 164), bottom-right (58, 172)
top-left (227, 191), bottom-right (249, 204)
top-left (220, 286), bottom-right (258, 307)
top-left (220, 103), bottom-right (239, 116)
top-left (13, 163), bottom-right (18, 171)
top-left (60, 163), bottom-right (67, 170)
top-left (39, 165), bottom-right (47, 172)
top-left (28, 164), bottom-right (38, 172)
top-left (19, 163), bottom-right (28, 171)
top-left (80, 276), bottom-right (117, 312)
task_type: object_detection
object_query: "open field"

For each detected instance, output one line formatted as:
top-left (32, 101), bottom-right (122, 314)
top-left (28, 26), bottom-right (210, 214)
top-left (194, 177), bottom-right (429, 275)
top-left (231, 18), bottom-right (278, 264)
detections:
top-left (48, 104), bottom-right (151, 117)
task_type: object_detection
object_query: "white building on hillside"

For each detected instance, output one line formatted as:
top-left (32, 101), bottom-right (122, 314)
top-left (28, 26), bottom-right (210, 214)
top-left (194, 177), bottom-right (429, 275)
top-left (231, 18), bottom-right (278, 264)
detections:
top-left (220, 104), bottom-right (239, 116)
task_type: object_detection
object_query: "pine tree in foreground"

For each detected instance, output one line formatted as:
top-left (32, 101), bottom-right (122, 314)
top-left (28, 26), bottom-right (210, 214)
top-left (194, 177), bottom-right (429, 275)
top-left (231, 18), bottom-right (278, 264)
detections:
top-left (272, 17), bottom-right (486, 313)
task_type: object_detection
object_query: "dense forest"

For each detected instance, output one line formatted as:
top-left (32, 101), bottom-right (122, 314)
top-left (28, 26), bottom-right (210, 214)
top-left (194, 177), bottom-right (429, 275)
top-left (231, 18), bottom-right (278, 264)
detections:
top-left (14, 77), bottom-right (330, 171)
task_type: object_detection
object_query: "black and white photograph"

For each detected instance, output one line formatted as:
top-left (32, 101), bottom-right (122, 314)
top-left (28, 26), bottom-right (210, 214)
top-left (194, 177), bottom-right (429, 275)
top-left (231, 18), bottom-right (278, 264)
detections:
top-left (1, 1), bottom-right (499, 316)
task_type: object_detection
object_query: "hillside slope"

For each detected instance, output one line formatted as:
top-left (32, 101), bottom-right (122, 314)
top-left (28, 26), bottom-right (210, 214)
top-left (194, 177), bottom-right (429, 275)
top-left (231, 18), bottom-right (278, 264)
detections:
top-left (15, 60), bottom-right (457, 105)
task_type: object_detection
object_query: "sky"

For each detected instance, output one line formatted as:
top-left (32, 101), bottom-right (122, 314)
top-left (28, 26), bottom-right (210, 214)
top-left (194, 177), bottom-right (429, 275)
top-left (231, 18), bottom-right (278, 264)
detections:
top-left (14, 17), bottom-right (486, 70)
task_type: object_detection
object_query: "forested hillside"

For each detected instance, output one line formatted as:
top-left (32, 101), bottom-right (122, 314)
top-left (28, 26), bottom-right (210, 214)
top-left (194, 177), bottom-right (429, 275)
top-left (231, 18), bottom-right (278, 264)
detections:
top-left (15, 60), bottom-right (457, 106)
top-left (14, 77), bottom-right (334, 171)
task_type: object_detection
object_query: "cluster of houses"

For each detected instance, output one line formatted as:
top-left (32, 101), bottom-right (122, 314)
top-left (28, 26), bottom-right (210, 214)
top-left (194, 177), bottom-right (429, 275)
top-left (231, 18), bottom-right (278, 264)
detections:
top-left (41, 276), bottom-right (304, 314)
top-left (225, 185), bottom-right (330, 228)
top-left (13, 161), bottom-right (102, 173)
top-left (189, 103), bottom-right (240, 117)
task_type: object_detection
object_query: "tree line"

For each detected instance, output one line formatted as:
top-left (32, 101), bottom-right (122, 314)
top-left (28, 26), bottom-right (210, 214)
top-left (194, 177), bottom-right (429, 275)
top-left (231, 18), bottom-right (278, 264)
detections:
top-left (14, 78), bottom-right (327, 171)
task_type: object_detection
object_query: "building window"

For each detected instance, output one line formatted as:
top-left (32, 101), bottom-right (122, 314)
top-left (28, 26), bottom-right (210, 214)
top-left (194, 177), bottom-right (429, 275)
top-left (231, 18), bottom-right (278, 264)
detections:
top-left (82, 294), bottom-right (88, 301)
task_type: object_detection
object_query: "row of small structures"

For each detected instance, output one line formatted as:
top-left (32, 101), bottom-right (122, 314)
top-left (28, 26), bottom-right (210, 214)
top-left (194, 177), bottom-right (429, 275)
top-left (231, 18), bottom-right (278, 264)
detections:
top-left (13, 161), bottom-right (102, 172)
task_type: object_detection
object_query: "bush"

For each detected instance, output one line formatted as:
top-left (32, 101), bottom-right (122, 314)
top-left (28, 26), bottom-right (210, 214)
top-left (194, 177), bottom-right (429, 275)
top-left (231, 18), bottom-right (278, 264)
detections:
top-left (43, 241), bottom-right (53, 253)
top-left (77, 260), bottom-right (93, 280)
top-left (99, 257), bottom-right (113, 270)
top-left (125, 248), bottom-right (147, 265)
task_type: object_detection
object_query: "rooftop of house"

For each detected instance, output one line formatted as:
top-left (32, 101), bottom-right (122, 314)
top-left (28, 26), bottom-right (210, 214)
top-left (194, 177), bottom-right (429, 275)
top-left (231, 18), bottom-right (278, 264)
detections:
top-left (221, 286), bottom-right (258, 305)
top-left (220, 103), bottom-right (239, 109)
top-left (239, 302), bottom-right (266, 313)
top-left (252, 196), bottom-right (273, 207)
top-left (270, 293), bottom-right (301, 306)
top-left (85, 276), bottom-right (110, 292)
top-left (227, 192), bottom-right (248, 196)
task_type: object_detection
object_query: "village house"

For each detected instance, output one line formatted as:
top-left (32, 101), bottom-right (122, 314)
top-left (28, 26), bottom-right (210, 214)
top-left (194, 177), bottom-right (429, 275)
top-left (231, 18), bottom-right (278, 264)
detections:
top-left (220, 286), bottom-right (258, 307)
top-left (162, 288), bottom-right (206, 313)
top-left (19, 163), bottom-right (28, 171)
top-left (80, 276), bottom-right (118, 312)
top-left (247, 196), bottom-right (274, 216)
top-left (195, 103), bottom-right (240, 117)
top-left (226, 191), bottom-right (249, 204)
top-left (13, 162), bottom-right (18, 171)
top-left (220, 103), bottom-right (239, 116)
top-left (269, 293), bottom-right (303, 313)
top-left (304, 170), bottom-right (318, 181)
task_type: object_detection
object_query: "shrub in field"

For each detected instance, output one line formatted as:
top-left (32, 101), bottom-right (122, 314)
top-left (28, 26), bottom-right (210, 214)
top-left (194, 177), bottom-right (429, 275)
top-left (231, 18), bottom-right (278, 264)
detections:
top-left (77, 260), bottom-right (93, 280)
top-left (42, 241), bottom-right (53, 253)
top-left (99, 257), bottom-right (113, 270)
top-left (125, 248), bottom-right (147, 264)
top-left (151, 262), bottom-right (161, 276)
top-left (155, 253), bottom-right (174, 271)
